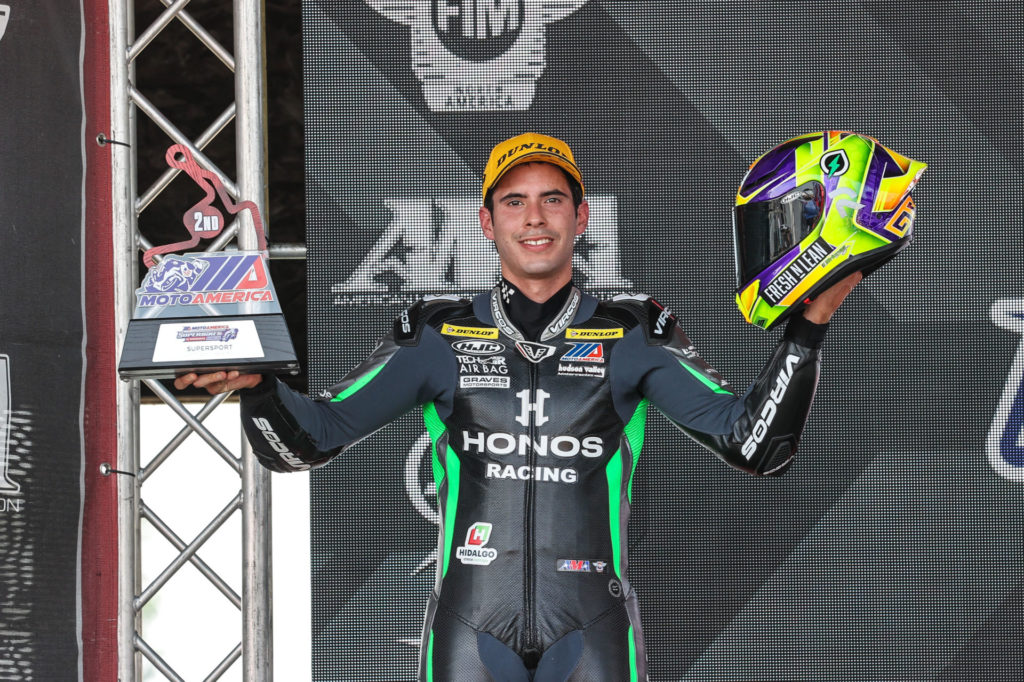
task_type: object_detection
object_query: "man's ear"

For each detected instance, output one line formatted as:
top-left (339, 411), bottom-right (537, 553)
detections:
top-left (575, 200), bottom-right (589, 236)
top-left (479, 206), bottom-right (495, 241)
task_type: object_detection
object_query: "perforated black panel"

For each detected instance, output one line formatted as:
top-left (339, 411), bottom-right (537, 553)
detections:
top-left (305, 1), bottom-right (1024, 679)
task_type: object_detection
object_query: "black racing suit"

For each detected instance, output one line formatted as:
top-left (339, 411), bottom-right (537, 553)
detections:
top-left (240, 285), bottom-right (826, 681)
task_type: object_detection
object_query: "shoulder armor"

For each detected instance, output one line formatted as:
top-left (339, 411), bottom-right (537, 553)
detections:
top-left (600, 293), bottom-right (678, 345)
top-left (394, 295), bottom-right (473, 346)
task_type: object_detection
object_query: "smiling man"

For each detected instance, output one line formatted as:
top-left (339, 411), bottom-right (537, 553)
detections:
top-left (176, 133), bottom-right (859, 681)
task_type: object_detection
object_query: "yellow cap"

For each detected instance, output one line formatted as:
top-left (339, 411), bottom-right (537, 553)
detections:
top-left (481, 133), bottom-right (584, 202)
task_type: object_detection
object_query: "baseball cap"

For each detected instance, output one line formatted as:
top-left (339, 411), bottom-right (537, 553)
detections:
top-left (481, 132), bottom-right (584, 202)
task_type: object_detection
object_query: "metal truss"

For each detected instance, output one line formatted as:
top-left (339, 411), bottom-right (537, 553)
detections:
top-left (110, 1), bottom-right (278, 679)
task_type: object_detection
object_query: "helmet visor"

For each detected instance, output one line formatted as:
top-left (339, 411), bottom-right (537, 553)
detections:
top-left (732, 181), bottom-right (826, 289)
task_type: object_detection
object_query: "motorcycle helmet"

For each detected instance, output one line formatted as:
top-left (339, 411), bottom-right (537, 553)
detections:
top-left (732, 131), bottom-right (926, 330)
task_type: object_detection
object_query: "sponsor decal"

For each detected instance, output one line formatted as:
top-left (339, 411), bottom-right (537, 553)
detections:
top-left (608, 579), bottom-right (622, 598)
top-left (486, 463), bottom-right (577, 484)
top-left (761, 238), bottom-right (835, 307)
top-left (175, 324), bottom-right (239, 343)
top-left (452, 340), bottom-right (504, 355)
top-left (989, 298), bottom-right (1024, 482)
top-left (365, 0), bottom-right (588, 112)
top-left (565, 327), bottom-right (623, 339)
top-left (557, 363), bottom-right (605, 379)
top-left (516, 340), bottom-right (556, 363)
top-left (883, 196), bottom-right (916, 238)
top-left (460, 375), bottom-right (510, 389)
top-left (250, 417), bottom-right (310, 471)
top-left (649, 298), bottom-right (676, 339)
top-left (490, 289), bottom-right (520, 339)
top-left (457, 354), bottom-right (508, 375)
top-left (741, 354), bottom-right (801, 459)
top-left (820, 149), bottom-right (850, 177)
top-left (830, 186), bottom-right (864, 218)
top-left (462, 430), bottom-right (603, 459)
top-left (399, 308), bottom-right (412, 334)
top-left (456, 522), bottom-right (498, 565)
top-left (332, 196), bottom-right (631, 306)
top-left (561, 342), bottom-right (604, 363)
top-left (456, 352), bottom-right (507, 374)
top-left (544, 289), bottom-right (581, 339)
top-left (516, 388), bottom-right (549, 426)
top-left (592, 561), bottom-right (607, 573)
top-left (152, 320), bottom-right (264, 362)
top-left (558, 559), bottom-right (591, 573)
top-left (441, 324), bottom-right (499, 339)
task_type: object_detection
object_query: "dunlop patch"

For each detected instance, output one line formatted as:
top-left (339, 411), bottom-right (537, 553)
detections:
top-left (441, 324), bottom-right (500, 339)
top-left (565, 328), bottom-right (624, 340)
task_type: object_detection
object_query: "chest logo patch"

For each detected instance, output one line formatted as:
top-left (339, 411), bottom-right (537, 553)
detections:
top-left (515, 340), bottom-right (556, 363)
top-left (561, 342), bottom-right (604, 363)
top-left (451, 340), bottom-right (504, 355)
top-left (441, 324), bottom-right (499, 339)
top-left (456, 522), bottom-right (498, 566)
top-left (565, 327), bottom-right (623, 339)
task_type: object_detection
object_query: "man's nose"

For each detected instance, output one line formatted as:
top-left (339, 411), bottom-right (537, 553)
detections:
top-left (524, 200), bottom-right (545, 225)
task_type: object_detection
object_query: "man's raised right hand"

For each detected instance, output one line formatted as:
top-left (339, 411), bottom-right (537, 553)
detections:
top-left (173, 370), bottom-right (263, 395)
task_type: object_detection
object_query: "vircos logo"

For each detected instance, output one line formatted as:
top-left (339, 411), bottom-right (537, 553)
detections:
top-left (365, 0), bottom-right (588, 111)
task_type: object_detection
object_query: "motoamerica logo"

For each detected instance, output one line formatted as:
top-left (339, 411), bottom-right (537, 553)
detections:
top-left (137, 253), bottom-right (273, 307)
top-left (364, 0), bottom-right (588, 111)
top-left (989, 298), bottom-right (1024, 482)
top-left (333, 195), bottom-right (631, 306)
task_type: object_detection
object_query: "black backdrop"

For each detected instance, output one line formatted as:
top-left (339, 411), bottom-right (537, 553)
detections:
top-left (0, 1), bottom-right (85, 679)
top-left (304, 1), bottom-right (1024, 679)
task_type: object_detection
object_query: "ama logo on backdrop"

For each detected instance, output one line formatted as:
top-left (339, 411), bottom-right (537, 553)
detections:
top-left (989, 298), bottom-right (1024, 482)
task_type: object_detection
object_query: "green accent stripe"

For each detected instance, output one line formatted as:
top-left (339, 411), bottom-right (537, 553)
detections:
top-left (423, 402), bottom-right (460, 578)
top-left (679, 360), bottom-right (732, 395)
top-left (624, 400), bottom-right (648, 502)
top-left (426, 631), bottom-right (434, 682)
top-left (628, 625), bottom-right (638, 682)
top-left (605, 448), bottom-right (624, 578)
top-left (607, 401), bottom-right (650, 578)
top-left (331, 363), bottom-right (386, 401)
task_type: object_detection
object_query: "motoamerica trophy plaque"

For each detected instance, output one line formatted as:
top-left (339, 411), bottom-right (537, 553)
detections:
top-left (118, 145), bottom-right (299, 379)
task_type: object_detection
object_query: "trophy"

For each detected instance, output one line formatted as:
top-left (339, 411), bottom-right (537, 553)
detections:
top-left (118, 145), bottom-right (299, 379)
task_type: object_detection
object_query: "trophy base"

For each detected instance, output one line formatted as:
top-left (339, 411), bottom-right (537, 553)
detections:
top-left (118, 313), bottom-right (300, 380)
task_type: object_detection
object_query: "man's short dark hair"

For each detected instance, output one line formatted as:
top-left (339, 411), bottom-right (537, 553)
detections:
top-left (483, 166), bottom-right (584, 214)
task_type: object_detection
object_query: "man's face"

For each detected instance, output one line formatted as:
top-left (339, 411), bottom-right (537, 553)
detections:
top-left (479, 162), bottom-right (589, 287)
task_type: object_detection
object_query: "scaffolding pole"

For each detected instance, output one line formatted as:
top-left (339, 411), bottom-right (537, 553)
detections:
top-left (110, 1), bottom-right (274, 679)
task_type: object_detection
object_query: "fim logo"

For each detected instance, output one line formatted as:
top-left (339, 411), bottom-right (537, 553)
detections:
top-left (989, 298), bottom-right (1024, 482)
top-left (456, 521), bottom-right (498, 565)
top-left (333, 195), bottom-right (632, 306)
top-left (365, 0), bottom-right (589, 111)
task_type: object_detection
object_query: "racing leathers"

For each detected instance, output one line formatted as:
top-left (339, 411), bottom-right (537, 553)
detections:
top-left (240, 284), bottom-right (826, 681)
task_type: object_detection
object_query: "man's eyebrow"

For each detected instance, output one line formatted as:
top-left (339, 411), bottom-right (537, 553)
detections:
top-left (497, 189), bottom-right (569, 202)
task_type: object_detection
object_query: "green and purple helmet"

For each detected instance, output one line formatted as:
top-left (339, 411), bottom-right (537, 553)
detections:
top-left (732, 131), bottom-right (926, 330)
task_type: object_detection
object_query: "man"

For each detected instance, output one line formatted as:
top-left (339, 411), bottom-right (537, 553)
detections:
top-left (176, 133), bottom-right (859, 681)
